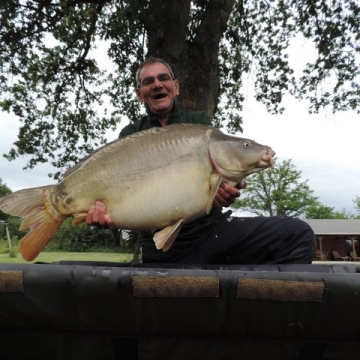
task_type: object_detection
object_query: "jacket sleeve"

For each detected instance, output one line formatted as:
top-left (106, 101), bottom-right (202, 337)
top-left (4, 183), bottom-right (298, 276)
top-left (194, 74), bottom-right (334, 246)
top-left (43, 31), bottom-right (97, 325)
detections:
top-left (200, 112), bottom-right (213, 126)
top-left (119, 124), bottom-right (137, 138)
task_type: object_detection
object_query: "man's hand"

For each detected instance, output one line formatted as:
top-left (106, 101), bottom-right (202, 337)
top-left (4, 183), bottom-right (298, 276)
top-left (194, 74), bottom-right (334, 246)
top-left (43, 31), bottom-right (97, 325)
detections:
top-left (213, 180), bottom-right (247, 209)
top-left (85, 201), bottom-right (116, 229)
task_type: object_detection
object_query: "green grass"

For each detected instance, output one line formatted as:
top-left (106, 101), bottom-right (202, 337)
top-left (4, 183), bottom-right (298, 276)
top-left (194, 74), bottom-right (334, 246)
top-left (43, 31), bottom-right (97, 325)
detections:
top-left (0, 251), bottom-right (133, 264)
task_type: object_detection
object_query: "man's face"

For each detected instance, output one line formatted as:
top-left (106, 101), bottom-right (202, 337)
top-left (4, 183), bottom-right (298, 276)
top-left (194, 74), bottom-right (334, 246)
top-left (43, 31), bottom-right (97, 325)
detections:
top-left (135, 62), bottom-right (179, 117)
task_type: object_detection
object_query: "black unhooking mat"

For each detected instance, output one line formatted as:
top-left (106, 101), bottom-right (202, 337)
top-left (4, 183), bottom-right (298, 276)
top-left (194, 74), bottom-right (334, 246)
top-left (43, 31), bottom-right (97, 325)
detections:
top-left (0, 262), bottom-right (359, 360)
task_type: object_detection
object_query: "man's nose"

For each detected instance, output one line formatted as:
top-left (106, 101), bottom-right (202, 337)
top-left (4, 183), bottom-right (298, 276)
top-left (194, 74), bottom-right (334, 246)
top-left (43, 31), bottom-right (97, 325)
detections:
top-left (152, 77), bottom-right (163, 87)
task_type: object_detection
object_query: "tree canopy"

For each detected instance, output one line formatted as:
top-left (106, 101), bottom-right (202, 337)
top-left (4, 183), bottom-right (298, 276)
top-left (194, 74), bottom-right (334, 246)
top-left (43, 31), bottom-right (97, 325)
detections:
top-left (305, 201), bottom-right (359, 219)
top-left (1, 0), bottom-right (359, 178)
top-left (354, 196), bottom-right (360, 213)
top-left (0, 178), bottom-right (11, 221)
top-left (232, 158), bottom-right (318, 217)
top-left (304, 201), bottom-right (335, 219)
top-left (0, 178), bottom-right (11, 198)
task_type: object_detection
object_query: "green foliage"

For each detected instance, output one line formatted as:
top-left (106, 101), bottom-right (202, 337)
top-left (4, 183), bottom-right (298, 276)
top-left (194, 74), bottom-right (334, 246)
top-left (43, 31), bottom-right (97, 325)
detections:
top-left (0, 178), bottom-right (11, 197)
top-left (0, 1), bottom-right (359, 176)
top-left (0, 178), bottom-right (12, 222)
top-left (0, 240), bottom-right (10, 254)
top-left (354, 195), bottom-right (360, 213)
top-left (0, 236), bottom-right (18, 255)
top-left (47, 218), bottom-right (135, 253)
top-left (332, 209), bottom-right (356, 219)
top-left (0, 179), bottom-right (21, 244)
top-left (305, 201), bottom-right (356, 219)
top-left (0, 215), bottom-right (25, 242)
top-left (232, 158), bottom-right (318, 217)
top-left (8, 246), bottom-right (17, 258)
top-left (305, 201), bottom-right (335, 219)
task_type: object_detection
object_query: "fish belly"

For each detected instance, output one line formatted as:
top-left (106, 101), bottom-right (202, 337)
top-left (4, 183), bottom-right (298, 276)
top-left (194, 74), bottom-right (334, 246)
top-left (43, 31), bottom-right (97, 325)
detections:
top-left (57, 126), bottom-right (213, 231)
top-left (107, 160), bottom-right (212, 230)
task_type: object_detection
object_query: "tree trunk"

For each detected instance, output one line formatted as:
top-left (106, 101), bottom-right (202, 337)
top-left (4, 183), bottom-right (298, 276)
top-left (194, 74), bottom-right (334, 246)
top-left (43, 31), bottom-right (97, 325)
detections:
top-left (145, 0), bottom-right (235, 117)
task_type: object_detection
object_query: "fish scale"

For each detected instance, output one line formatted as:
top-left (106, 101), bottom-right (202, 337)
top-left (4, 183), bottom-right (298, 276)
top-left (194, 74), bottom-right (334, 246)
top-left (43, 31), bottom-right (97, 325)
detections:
top-left (0, 123), bottom-right (275, 261)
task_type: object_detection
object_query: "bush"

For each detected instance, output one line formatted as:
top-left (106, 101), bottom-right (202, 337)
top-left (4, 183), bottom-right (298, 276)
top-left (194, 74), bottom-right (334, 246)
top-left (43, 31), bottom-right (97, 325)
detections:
top-left (8, 247), bottom-right (17, 258)
top-left (0, 240), bottom-right (8, 254)
top-left (45, 219), bottom-right (135, 253)
top-left (0, 236), bottom-right (19, 256)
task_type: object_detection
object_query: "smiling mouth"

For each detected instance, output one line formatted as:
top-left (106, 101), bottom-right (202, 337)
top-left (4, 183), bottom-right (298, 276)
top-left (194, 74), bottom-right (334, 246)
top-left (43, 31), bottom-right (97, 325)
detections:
top-left (152, 93), bottom-right (167, 100)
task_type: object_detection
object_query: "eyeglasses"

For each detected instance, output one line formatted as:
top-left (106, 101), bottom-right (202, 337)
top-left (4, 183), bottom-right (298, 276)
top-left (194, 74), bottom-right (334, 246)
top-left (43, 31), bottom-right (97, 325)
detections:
top-left (138, 73), bottom-right (174, 87)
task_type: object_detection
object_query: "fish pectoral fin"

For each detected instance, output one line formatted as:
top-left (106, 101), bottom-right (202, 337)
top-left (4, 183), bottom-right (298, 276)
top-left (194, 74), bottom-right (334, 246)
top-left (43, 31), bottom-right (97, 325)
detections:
top-left (207, 174), bottom-right (223, 213)
top-left (153, 219), bottom-right (184, 252)
top-left (72, 213), bottom-right (88, 226)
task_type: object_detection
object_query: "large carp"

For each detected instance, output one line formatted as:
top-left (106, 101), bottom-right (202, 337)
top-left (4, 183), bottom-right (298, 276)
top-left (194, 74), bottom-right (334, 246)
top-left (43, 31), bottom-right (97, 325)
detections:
top-left (0, 124), bottom-right (275, 261)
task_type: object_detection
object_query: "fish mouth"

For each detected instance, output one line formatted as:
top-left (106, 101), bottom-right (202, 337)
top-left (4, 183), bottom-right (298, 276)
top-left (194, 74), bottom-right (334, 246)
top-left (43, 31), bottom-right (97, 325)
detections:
top-left (261, 148), bottom-right (276, 167)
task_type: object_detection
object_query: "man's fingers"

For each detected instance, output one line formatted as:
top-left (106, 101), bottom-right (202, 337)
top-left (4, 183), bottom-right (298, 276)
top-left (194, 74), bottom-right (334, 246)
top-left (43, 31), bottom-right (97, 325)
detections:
top-left (85, 205), bottom-right (96, 224)
top-left (86, 201), bottom-right (107, 225)
top-left (104, 214), bottom-right (116, 229)
top-left (219, 183), bottom-right (240, 199)
top-left (213, 183), bottom-right (242, 209)
top-left (237, 180), bottom-right (247, 189)
top-left (95, 201), bottom-right (106, 212)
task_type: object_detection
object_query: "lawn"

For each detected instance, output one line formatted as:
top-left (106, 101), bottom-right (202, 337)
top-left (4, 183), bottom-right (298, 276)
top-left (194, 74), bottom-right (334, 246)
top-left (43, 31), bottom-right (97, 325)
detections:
top-left (0, 251), bottom-right (133, 264)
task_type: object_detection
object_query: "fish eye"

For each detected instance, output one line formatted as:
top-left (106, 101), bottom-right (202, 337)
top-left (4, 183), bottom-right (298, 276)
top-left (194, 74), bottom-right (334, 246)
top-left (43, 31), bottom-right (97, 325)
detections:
top-left (242, 141), bottom-right (251, 148)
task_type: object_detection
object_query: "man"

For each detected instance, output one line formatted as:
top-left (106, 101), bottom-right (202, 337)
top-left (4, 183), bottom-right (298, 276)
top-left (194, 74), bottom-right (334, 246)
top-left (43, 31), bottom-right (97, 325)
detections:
top-left (87, 57), bottom-right (315, 264)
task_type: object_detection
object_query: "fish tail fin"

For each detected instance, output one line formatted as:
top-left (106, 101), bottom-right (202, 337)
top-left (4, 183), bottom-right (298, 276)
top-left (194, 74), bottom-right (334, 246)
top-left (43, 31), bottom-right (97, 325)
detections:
top-left (0, 186), bottom-right (66, 261)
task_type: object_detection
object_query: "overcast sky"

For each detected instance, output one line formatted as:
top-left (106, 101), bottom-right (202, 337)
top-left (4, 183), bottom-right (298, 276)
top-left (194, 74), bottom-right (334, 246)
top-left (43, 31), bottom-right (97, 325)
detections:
top-left (1, 37), bottom-right (359, 216)
top-left (1, 93), bottom-right (359, 216)
top-left (240, 94), bottom-right (360, 216)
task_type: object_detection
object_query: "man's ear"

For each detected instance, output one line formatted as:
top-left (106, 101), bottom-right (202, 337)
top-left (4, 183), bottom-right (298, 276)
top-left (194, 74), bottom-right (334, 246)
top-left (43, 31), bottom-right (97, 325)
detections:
top-left (135, 88), bottom-right (144, 102)
top-left (174, 80), bottom-right (180, 96)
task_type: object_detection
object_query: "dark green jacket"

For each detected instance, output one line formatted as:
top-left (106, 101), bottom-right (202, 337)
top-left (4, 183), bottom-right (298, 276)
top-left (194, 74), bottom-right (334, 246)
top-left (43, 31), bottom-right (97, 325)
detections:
top-left (120, 98), bottom-right (211, 136)
top-left (119, 97), bottom-right (225, 247)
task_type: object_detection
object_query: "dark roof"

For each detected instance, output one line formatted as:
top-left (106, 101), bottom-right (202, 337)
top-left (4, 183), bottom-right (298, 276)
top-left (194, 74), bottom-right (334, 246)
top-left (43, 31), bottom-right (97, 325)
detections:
top-left (303, 219), bottom-right (360, 236)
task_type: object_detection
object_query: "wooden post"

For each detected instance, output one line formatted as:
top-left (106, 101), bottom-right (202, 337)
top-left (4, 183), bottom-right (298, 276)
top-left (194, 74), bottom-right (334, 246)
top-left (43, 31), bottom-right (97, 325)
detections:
top-left (350, 236), bottom-right (357, 260)
top-left (317, 236), bottom-right (323, 253)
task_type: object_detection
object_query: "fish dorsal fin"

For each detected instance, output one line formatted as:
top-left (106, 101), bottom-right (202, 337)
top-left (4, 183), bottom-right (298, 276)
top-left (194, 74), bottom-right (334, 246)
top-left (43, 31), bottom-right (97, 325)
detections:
top-left (153, 219), bottom-right (184, 252)
top-left (207, 174), bottom-right (222, 213)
